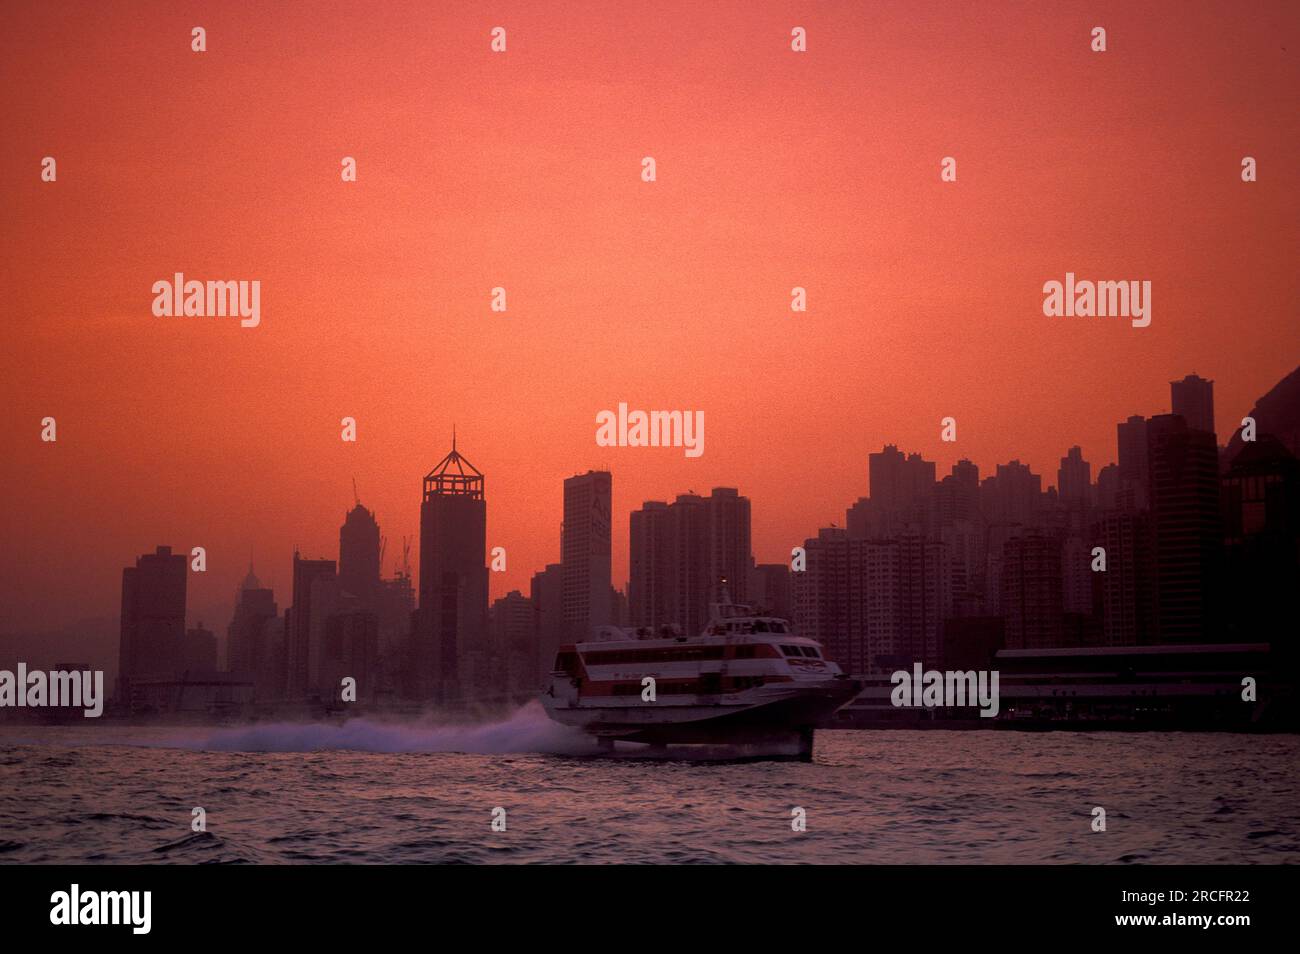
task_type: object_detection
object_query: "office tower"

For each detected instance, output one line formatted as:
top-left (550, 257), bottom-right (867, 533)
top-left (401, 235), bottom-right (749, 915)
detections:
top-left (287, 553), bottom-right (336, 697)
top-left (322, 608), bottom-right (379, 704)
top-left (1222, 437), bottom-right (1300, 542)
top-left (707, 488), bottom-right (751, 604)
top-left (371, 572), bottom-right (414, 704)
top-left (1095, 462), bottom-right (1120, 511)
top-left (629, 500), bottom-right (672, 629)
top-left (1057, 446), bottom-right (1091, 510)
top-left (666, 493), bottom-right (709, 637)
top-left (749, 563), bottom-right (793, 620)
top-left (118, 545), bottom-right (188, 700)
top-left (792, 528), bottom-right (853, 669)
top-left (490, 590), bottom-right (537, 696)
top-left (792, 528), bottom-right (949, 675)
top-left (1116, 414), bottom-right (1149, 509)
top-left (610, 585), bottom-right (629, 626)
top-left (845, 496), bottom-right (877, 538)
top-left (181, 624), bottom-right (218, 671)
top-left (933, 460), bottom-right (981, 526)
top-left (306, 574), bottom-right (347, 694)
top-left (226, 562), bottom-right (277, 675)
top-left (869, 445), bottom-right (936, 514)
top-left (417, 439), bottom-right (488, 703)
top-left (629, 488), bottom-right (753, 637)
top-left (932, 460), bottom-right (986, 611)
top-left (339, 501), bottom-right (381, 611)
top-left (1096, 510), bottom-right (1154, 645)
top-left (950, 458), bottom-right (980, 491)
top-left (1171, 373), bottom-right (1216, 437)
top-left (889, 532), bottom-right (951, 668)
top-left (562, 470), bottom-right (612, 640)
top-left (1001, 528), bottom-right (1065, 649)
top-left (1147, 414), bottom-right (1222, 643)
top-left (1221, 437), bottom-right (1300, 646)
top-left (260, 615), bottom-right (287, 699)
top-left (377, 573), bottom-right (414, 654)
top-left (868, 445), bottom-right (936, 533)
top-left (529, 563), bottom-right (564, 684)
top-left (1060, 535), bottom-right (1094, 617)
top-left (981, 460), bottom-right (1043, 526)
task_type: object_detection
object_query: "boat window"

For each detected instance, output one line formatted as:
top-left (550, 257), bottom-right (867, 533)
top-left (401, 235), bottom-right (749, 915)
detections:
top-left (770, 622), bottom-right (786, 633)
top-left (753, 620), bottom-right (770, 632)
top-left (780, 645), bottom-right (803, 657)
top-left (801, 646), bottom-right (821, 658)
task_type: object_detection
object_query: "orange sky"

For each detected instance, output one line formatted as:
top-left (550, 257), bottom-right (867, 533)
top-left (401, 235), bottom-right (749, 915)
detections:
top-left (2, 0), bottom-right (1297, 635)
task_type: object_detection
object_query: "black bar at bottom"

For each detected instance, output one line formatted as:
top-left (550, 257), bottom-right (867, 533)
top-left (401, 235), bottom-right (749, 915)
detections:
top-left (3, 864), bottom-right (1283, 940)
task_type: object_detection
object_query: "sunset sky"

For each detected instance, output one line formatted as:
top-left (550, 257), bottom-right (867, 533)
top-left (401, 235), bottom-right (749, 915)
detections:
top-left (2, 0), bottom-right (1297, 643)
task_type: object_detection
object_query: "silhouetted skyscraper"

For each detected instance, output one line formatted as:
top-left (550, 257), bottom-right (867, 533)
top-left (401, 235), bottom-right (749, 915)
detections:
top-left (793, 528), bottom-right (853, 669)
top-left (489, 590), bottom-right (536, 696)
top-left (1147, 414), bottom-right (1222, 643)
top-left (934, 459), bottom-right (981, 526)
top-left (630, 488), bottom-right (752, 636)
top-left (749, 563), bottom-right (793, 621)
top-left (1171, 373), bottom-right (1216, 437)
top-left (322, 606), bottom-right (379, 704)
top-left (530, 563), bottom-right (564, 684)
top-left (868, 445), bottom-right (936, 532)
top-left (1117, 414), bottom-right (1150, 510)
top-left (562, 470), bottom-right (612, 640)
top-left (790, 527), bottom-right (946, 675)
top-left (1221, 437), bottom-right (1300, 646)
top-left (1097, 510), bottom-right (1154, 645)
top-left (1001, 529), bottom-right (1065, 649)
top-left (707, 487), bottom-right (751, 604)
top-left (629, 500), bottom-right (672, 629)
top-left (287, 552), bottom-right (336, 697)
top-left (982, 460), bottom-right (1043, 526)
top-left (182, 623), bottom-right (218, 671)
top-left (1057, 446), bottom-right (1091, 510)
top-left (118, 545), bottom-right (187, 701)
top-left (666, 493), bottom-right (710, 638)
top-left (793, 528), bottom-right (949, 675)
top-left (227, 562), bottom-right (276, 679)
top-left (339, 501), bottom-right (381, 611)
top-left (1095, 462), bottom-right (1120, 511)
top-left (417, 439), bottom-right (488, 704)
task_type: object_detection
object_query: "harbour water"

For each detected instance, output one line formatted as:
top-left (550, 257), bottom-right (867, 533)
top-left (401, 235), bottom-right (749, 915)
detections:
top-left (2, 704), bottom-right (1296, 864)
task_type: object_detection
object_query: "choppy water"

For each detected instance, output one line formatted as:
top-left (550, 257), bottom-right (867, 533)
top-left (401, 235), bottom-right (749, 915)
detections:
top-left (1, 703), bottom-right (1296, 864)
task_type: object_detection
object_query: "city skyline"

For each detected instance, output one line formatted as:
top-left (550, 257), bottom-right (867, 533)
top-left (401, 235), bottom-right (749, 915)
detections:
top-left (5, 364), bottom-right (1294, 643)
top-left (17, 361), bottom-right (1298, 700)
